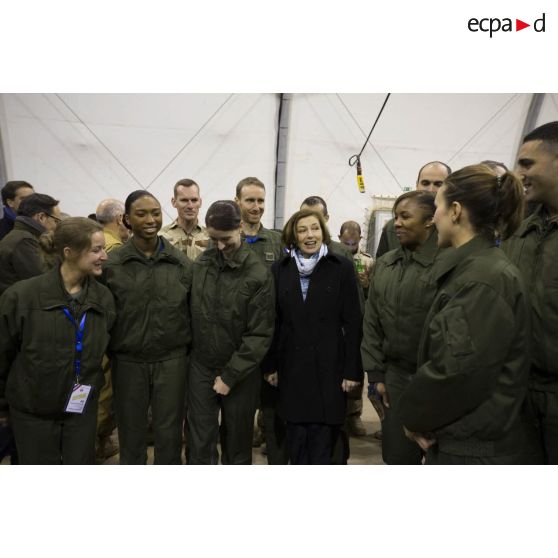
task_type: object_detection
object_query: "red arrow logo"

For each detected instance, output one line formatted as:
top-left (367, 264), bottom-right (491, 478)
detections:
top-left (516, 19), bottom-right (530, 31)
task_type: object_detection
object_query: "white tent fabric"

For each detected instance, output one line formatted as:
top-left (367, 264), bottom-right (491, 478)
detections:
top-left (2, 93), bottom-right (558, 242)
top-left (0, 93), bottom-right (279, 227)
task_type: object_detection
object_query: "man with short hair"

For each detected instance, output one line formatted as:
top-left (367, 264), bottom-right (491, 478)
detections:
top-left (234, 177), bottom-right (285, 463)
top-left (0, 191), bottom-right (59, 465)
top-left (0, 181), bottom-right (35, 240)
top-left (235, 177), bottom-right (283, 266)
top-left (503, 121), bottom-right (558, 464)
top-left (376, 161), bottom-right (451, 258)
top-left (95, 198), bottom-right (130, 252)
top-left (161, 178), bottom-right (209, 261)
top-left (339, 220), bottom-right (374, 297)
top-left (0, 193), bottom-right (61, 295)
top-left (93, 198), bottom-right (129, 462)
top-left (160, 180), bottom-right (209, 461)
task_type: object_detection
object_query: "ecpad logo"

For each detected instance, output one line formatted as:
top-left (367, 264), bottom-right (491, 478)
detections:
top-left (468, 13), bottom-right (546, 37)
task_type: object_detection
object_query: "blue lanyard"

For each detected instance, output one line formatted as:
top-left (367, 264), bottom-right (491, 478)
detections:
top-left (62, 308), bottom-right (86, 380)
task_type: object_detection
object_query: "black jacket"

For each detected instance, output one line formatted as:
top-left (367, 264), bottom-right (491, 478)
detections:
top-left (0, 217), bottom-right (47, 295)
top-left (265, 250), bottom-right (363, 425)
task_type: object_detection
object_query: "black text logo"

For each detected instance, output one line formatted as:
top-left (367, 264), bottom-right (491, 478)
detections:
top-left (468, 13), bottom-right (546, 37)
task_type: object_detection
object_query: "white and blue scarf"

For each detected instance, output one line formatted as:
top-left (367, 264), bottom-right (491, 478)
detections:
top-left (290, 244), bottom-right (328, 300)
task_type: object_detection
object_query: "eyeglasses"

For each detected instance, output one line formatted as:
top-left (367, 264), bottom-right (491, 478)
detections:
top-left (45, 213), bottom-right (62, 224)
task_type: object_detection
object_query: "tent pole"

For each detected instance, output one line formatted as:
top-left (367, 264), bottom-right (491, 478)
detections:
top-left (0, 100), bottom-right (8, 219)
top-left (274, 93), bottom-right (292, 230)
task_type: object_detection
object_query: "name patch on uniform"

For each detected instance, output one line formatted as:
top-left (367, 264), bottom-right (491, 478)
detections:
top-left (265, 252), bottom-right (275, 262)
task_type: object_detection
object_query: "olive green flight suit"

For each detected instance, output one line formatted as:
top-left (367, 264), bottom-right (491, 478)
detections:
top-left (362, 231), bottom-right (442, 464)
top-left (188, 244), bottom-right (275, 465)
top-left (399, 236), bottom-right (530, 465)
top-left (503, 206), bottom-right (558, 463)
top-left (0, 268), bottom-right (115, 464)
top-left (102, 237), bottom-right (192, 465)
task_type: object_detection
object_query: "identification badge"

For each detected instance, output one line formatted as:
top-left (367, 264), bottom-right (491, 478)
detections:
top-left (64, 383), bottom-right (93, 414)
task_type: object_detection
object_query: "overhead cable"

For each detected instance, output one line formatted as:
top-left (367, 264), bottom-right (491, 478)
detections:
top-left (346, 93), bottom-right (391, 193)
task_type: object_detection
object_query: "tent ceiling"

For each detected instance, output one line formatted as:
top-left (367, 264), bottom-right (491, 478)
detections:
top-left (1, 93), bottom-right (557, 237)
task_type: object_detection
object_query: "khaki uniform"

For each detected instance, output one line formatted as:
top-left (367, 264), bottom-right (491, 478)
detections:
top-left (354, 250), bottom-right (373, 273)
top-left (160, 220), bottom-right (209, 261)
top-left (103, 228), bottom-right (124, 254)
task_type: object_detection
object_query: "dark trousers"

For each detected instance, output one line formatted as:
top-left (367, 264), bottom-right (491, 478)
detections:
top-left (383, 371), bottom-right (423, 465)
top-left (10, 402), bottom-right (98, 465)
top-left (0, 422), bottom-right (18, 464)
top-left (261, 381), bottom-right (289, 465)
top-left (521, 387), bottom-right (558, 464)
top-left (112, 356), bottom-right (187, 465)
top-left (188, 357), bottom-right (259, 465)
top-left (286, 422), bottom-right (341, 465)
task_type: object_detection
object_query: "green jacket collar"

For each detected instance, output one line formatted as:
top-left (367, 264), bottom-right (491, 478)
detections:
top-left (433, 235), bottom-right (494, 283)
top-left (39, 267), bottom-right (106, 313)
top-left (13, 216), bottom-right (46, 237)
top-left (383, 228), bottom-right (439, 268)
top-left (116, 236), bottom-right (181, 264)
top-left (198, 243), bottom-right (252, 270)
top-left (516, 204), bottom-right (558, 237)
top-left (241, 224), bottom-right (277, 243)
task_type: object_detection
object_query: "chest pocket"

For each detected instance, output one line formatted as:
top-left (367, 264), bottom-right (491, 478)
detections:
top-left (441, 305), bottom-right (474, 357)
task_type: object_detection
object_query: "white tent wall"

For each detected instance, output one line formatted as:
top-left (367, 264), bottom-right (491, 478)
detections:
top-left (537, 94), bottom-right (558, 132)
top-left (0, 93), bottom-right (280, 227)
top-left (283, 93), bottom-right (545, 240)
top-left (1, 93), bottom-right (558, 242)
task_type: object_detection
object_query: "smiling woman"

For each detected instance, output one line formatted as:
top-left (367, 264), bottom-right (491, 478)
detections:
top-left (263, 209), bottom-right (362, 465)
top-left (361, 191), bottom-right (444, 465)
top-left (399, 165), bottom-right (529, 464)
top-left (102, 190), bottom-right (193, 465)
top-left (393, 191), bottom-right (436, 251)
top-left (0, 217), bottom-right (116, 464)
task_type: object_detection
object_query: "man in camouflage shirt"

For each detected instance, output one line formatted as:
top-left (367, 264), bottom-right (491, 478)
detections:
top-left (161, 178), bottom-right (209, 261)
